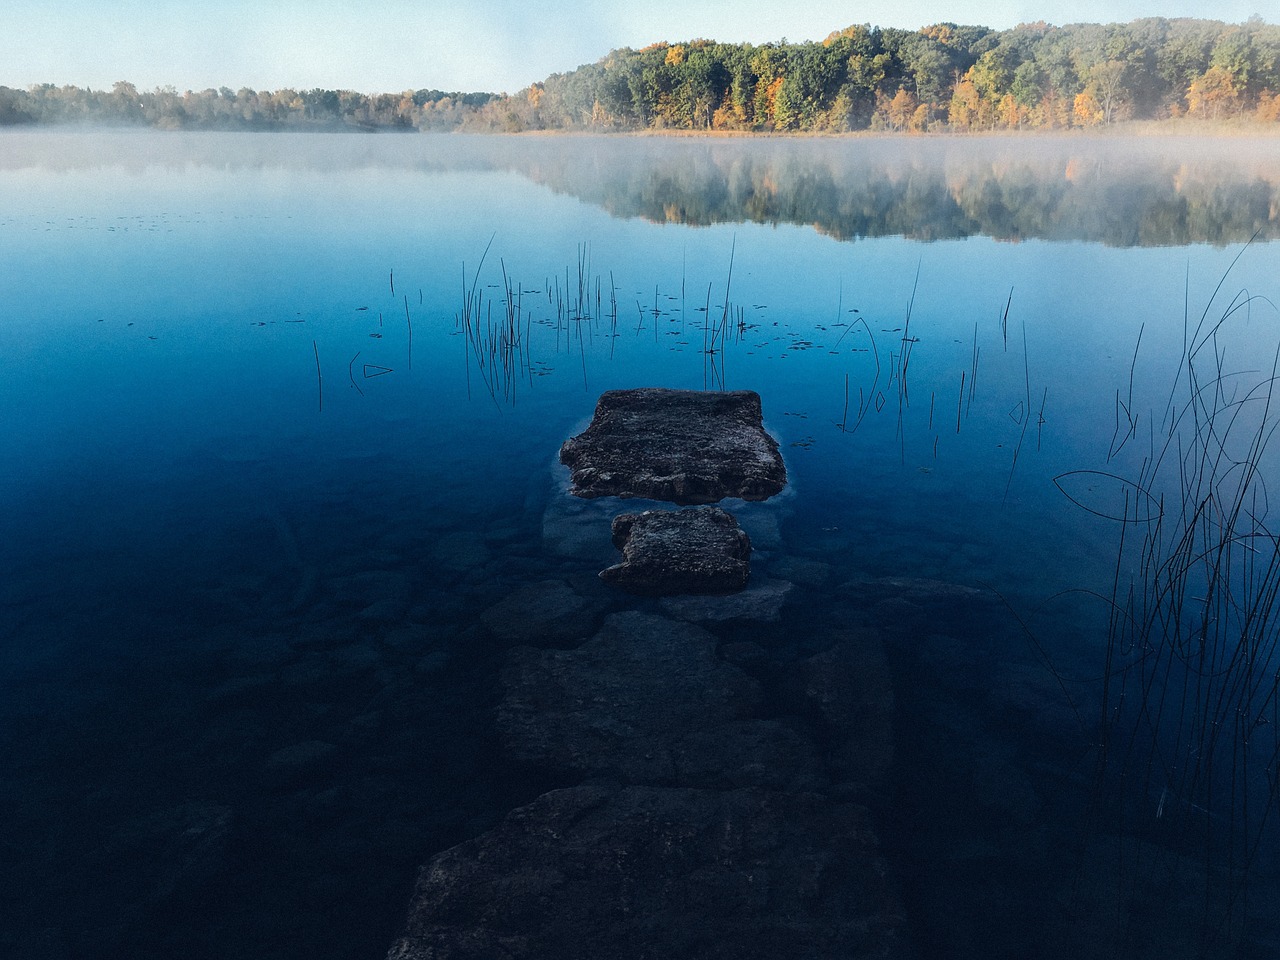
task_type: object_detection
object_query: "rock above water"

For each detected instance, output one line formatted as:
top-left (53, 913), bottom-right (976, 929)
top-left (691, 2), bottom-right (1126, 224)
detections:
top-left (601, 507), bottom-right (751, 596)
top-left (559, 388), bottom-right (787, 505)
top-left (386, 783), bottom-right (907, 960)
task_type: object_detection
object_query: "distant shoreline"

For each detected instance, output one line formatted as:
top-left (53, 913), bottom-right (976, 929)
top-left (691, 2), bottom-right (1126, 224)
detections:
top-left (4, 119), bottom-right (1279, 139)
top-left (6, 17), bottom-right (1280, 136)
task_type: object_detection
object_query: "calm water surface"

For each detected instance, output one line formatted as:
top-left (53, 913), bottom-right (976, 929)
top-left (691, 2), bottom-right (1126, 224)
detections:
top-left (2, 130), bottom-right (1280, 958)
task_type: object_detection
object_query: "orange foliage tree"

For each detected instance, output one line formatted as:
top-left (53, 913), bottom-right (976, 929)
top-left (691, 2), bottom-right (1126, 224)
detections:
top-left (1187, 66), bottom-right (1242, 120)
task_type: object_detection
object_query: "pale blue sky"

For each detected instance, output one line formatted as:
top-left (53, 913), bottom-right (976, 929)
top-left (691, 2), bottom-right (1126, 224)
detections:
top-left (2, 0), bottom-right (1271, 94)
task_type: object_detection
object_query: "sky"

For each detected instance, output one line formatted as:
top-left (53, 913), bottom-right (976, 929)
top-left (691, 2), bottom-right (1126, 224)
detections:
top-left (2, 0), bottom-right (1271, 95)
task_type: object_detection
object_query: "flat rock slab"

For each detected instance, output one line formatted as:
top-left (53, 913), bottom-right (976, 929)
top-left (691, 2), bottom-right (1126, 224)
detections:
top-left (660, 576), bottom-right (793, 623)
top-left (386, 783), bottom-right (907, 960)
top-left (602, 506), bottom-right (751, 596)
top-left (499, 611), bottom-right (766, 784)
top-left (480, 580), bottom-right (609, 645)
top-left (559, 388), bottom-right (787, 505)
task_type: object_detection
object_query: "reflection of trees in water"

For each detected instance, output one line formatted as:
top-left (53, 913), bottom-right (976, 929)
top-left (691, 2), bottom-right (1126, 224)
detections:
top-left (516, 139), bottom-right (1280, 247)
top-left (4, 130), bottom-right (1274, 247)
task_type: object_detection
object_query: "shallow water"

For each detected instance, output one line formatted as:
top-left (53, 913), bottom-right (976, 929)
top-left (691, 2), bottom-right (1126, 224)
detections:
top-left (3, 130), bottom-right (1280, 958)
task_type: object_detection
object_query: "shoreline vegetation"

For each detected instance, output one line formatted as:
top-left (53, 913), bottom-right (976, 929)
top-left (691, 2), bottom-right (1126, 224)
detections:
top-left (3, 16), bottom-right (1280, 136)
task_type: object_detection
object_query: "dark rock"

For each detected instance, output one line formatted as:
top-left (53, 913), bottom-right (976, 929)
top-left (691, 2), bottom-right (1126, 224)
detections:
top-left (786, 631), bottom-right (896, 798)
top-left (601, 506), bottom-right (751, 596)
top-left (327, 644), bottom-right (382, 672)
top-left (480, 580), bottom-right (608, 645)
top-left (205, 675), bottom-right (274, 705)
top-left (559, 388), bottom-right (787, 505)
top-left (670, 719), bottom-right (827, 791)
top-left (381, 623), bottom-right (432, 651)
top-left (841, 576), bottom-right (994, 605)
top-left (102, 801), bottom-right (233, 904)
top-left (499, 611), bottom-right (761, 783)
top-left (769, 555), bottom-right (833, 587)
top-left (386, 783), bottom-right (907, 960)
top-left (838, 577), bottom-right (995, 643)
top-left (414, 651), bottom-right (450, 675)
top-left (225, 634), bottom-right (296, 669)
top-left (430, 532), bottom-right (493, 573)
top-left (324, 570), bottom-right (414, 606)
top-left (660, 576), bottom-right (793, 623)
top-left (720, 640), bottom-right (769, 667)
top-left (541, 482), bottom-right (620, 560)
top-left (735, 506), bottom-right (785, 550)
top-left (265, 739), bottom-right (337, 775)
top-left (357, 597), bottom-right (410, 624)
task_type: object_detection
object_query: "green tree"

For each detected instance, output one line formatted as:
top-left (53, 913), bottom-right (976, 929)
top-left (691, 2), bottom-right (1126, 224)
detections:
top-left (1084, 60), bottom-right (1131, 123)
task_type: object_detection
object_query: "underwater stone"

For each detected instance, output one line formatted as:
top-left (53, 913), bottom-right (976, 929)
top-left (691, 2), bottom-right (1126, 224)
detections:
top-left (601, 506), bottom-right (751, 596)
top-left (541, 496), bottom-right (617, 561)
top-left (480, 580), bottom-right (608, 645)
top-left (659, 576), bottom-right (792, 623)
top-left (498, 610), bottom-right (761, 783)
top-left (104, 800), bottom-right (234, 906)
top-left (559, 388), bottom-right (787, 505)
top-left (386, 783), bottom-right (906, 960)
top-left (785, 632), bottom-right (896, 798)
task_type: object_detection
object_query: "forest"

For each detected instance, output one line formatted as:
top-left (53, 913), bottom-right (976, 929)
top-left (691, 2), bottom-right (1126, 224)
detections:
top-left (2, 16), bottom-right (1279, 133)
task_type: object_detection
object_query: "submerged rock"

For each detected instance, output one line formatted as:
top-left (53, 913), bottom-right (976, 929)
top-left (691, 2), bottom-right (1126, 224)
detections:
top-left (480, 580), bottom-right (608, 645)
top-left (386, 783), bottom-right (907, 960)
top-left (101, 801), bottom-right (233, 906)
top-left (499, 611), bottom-right (761, 783)
top-left (601, 506), bottom-right (751, 596)
top-left (659, 576), bottom-right (793, 623)
top-left (541, 495), bottom-right (617, 561)
top-left (786, 631), bottom-right (896, 799)
top-left (559, 388), bottom-right (787, 505)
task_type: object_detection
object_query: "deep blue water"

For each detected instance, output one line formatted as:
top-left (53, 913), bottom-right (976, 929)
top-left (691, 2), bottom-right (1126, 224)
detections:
top-left (3, 130), bottom-right (1280, 958)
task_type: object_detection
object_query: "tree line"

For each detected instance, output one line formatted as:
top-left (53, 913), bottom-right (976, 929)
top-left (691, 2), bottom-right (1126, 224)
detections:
top-left (3, 16), bottom-right (1278, 133)
top-left (0, 82), bottom-right (494, 131)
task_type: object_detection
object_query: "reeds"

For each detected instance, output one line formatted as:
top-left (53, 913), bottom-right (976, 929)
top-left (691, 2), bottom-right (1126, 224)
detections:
top-left (1057, 243), bottom-right (1280, 952)
top-left (446, 237), bottom-right (749, 403)
top-left (457, 234), bottom-right (523, 408)
top-left (702, 238), bottom-right (736, 391)
top-left (404, 295), bottom-right (413, 371)
top-left (312, 339), bottom-right (323, 412)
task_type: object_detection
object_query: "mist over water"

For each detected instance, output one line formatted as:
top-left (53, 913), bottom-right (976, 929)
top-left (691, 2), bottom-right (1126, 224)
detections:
top-left (2, 130), bottom-right (1279, 959)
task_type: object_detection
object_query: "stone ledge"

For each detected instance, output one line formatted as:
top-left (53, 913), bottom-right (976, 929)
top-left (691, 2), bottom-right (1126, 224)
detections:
top-left (601, 506), bottom-right (751, 596)
top-left (559, 388), bottom-right (787, 505)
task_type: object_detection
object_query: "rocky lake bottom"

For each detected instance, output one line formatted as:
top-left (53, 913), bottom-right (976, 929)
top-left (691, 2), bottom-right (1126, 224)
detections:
top-left (6, 468), bottom-right (1279, 960)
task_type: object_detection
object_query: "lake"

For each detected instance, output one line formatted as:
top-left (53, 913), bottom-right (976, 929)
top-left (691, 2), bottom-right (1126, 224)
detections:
top-left (2, 129), bottom-right (1280, 959)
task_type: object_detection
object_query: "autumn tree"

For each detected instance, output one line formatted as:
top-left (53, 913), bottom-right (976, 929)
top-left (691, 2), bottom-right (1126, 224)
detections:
top-left (1187, 65), bottom-right (1242, 119)
top-left (878, 87), bottom-right (919, 130)
top-left (1073, 90), bottom-right (1103, 125)
top-left (948, 75), bottom-right (982, 129)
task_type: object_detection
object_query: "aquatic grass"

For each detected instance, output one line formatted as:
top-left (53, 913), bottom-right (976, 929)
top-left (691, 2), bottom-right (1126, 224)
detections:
top-left (702, 238), bottom-right (736, 392)
top-left (348, 350), bottom-right (364, 397)
top-left (312, 339), bottom-right (323, 412)
top-left (1001, 321), bottom-right (1034, 505)
top-left (1057, 244), bottom-right (1280, 954)
top-left (404, 295), bottom-right (413, 371)
top-left (833, 313), bottom-right (881, 434)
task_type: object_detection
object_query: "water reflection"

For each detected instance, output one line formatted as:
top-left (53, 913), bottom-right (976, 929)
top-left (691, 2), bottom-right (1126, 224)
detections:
top-left (2, 131), bottom-right (1277, 247)
top-left (513, 136), bottom-right (1280, 247)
